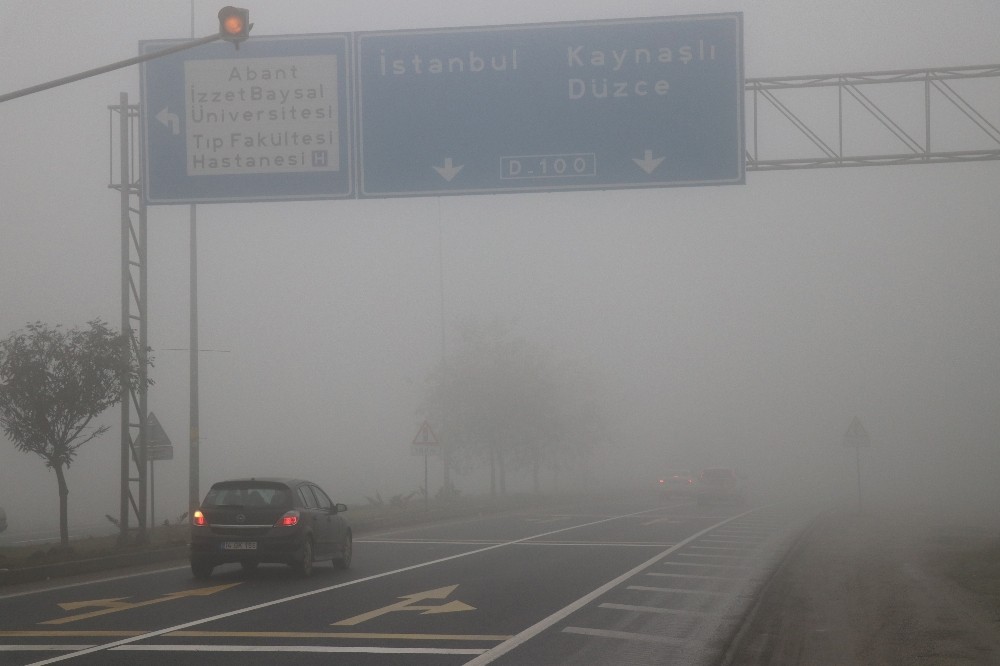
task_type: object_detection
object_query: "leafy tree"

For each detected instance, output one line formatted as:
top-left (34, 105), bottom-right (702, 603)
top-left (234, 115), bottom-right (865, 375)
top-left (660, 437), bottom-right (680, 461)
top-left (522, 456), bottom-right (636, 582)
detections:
top-left (421, 318), bottom-right (608, 496)
top-left (0, 320), bottom-right (150, 547)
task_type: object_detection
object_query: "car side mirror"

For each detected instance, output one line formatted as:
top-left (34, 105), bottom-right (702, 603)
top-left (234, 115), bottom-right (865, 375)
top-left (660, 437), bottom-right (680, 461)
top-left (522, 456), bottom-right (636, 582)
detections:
top-left (335, 503), bottom-right (348, 513)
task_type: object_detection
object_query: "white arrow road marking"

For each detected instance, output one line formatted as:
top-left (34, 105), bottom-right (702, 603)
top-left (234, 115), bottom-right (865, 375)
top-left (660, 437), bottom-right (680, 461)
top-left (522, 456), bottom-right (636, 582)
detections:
top-left (433, 157), bottom-right (464, 181)
top-left (42, 583), bottom-right (241, 625)
top-left (633, 149), bottom-right (665, 174)
top-left (155, 108), bottom-right (180, 135)
top-left (333, 585), bottom-right (475, 626)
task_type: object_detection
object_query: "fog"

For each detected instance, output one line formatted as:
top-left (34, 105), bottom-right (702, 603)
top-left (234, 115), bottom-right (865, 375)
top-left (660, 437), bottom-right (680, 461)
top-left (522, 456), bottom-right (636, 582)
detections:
top-left (2, 0), bottom-right (1000, 539)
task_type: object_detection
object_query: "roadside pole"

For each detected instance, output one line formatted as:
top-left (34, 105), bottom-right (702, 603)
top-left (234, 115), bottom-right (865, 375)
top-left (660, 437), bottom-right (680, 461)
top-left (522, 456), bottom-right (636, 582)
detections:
top-left (413, 421), bottom-right (439, 512)
top-left (843, 416), bottom-right (871, 513)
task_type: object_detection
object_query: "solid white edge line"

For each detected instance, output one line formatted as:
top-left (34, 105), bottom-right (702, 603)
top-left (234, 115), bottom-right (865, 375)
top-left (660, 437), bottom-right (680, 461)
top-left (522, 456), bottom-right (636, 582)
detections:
top-left (462, 506), bottom-right (764, 666)
top-left (25, 504), bottom-right (669, 666)
top-left (0, 646), bottom-right (94, 652)
top-left (110, 644), bottom-right (486, 654)
top-left (0, 567), bottom-right (190, 601)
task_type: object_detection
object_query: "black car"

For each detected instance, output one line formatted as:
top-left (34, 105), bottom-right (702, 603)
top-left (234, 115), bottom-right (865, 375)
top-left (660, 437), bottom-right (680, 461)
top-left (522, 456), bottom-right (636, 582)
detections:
top-left (189, 477), bottom-right (352, 579)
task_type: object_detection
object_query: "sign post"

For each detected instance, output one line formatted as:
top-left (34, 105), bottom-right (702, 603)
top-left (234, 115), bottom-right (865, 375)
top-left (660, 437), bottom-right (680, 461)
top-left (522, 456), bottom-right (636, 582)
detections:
top-left (412, 421), bottom-right (439, 511)
top-left (146, 412), bottom-right (174, 528)
top-left (843, 416), bottom-right (871, 513)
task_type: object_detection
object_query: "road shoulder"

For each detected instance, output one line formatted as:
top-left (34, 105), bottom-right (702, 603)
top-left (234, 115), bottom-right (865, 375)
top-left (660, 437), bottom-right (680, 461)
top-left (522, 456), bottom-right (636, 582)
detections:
top-left (727, 507), bottom-right (1000, 665)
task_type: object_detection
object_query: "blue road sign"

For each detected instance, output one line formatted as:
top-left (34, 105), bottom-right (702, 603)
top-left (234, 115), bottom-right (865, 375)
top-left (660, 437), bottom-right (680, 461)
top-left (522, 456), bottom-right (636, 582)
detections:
top-left (140, 34), bottom-right (353, 204)
top-left (356, 14), bottom-right (744, 198)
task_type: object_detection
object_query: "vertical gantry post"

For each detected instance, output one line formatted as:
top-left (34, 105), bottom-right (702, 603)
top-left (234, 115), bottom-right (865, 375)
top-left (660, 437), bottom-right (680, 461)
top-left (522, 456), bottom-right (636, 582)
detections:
top-left (118, 92), bottom-right (131, 544)
top-left (190, 203), bottom-right (200, 516)
top-left (112, 92), bottom-right (148, 544)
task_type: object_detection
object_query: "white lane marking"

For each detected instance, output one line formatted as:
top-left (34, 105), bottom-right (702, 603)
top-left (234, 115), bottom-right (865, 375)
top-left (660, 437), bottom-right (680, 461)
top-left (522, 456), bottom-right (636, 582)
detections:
top-left (626, 585), bottom-right (727, 595)
top-left (25, 505), bottom-right (668, 666)
top-left (661, 560), bottom-right (750, 569)
top-left (359, 539), bottom-right (673, 548)
top-left (641, 517), bottom-right (682, 526)
top-left (645, 572), bottom-right (735, 580)
top-left (688, 545), bottom-right (747, 551)
top-left (110, 645), bottom-right (486, 654)
top-left (0, 567), bottom-right (189, 601)
top-left (672, 552), bottom-right (743, 559)
top-left (561, 627), bottom-right (686, 645)
top-left (0, 646), bottom-right (94, 652)
top-left (598, 603), bottom-right (717, 617)
top-left (464, 507), bottom-right (761, 665)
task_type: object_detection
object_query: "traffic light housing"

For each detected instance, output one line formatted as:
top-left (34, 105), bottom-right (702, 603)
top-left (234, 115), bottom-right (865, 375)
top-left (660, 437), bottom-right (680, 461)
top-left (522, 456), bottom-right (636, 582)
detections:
top-left (218, 6), bottom-right (251, 47)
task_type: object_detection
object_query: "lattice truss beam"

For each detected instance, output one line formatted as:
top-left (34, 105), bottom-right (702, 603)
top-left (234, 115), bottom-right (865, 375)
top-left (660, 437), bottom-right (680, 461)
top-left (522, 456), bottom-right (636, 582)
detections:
top-left (746, 64), bottom-right (1000, 170)
top-left (109, 99), bottom-right (148, 536)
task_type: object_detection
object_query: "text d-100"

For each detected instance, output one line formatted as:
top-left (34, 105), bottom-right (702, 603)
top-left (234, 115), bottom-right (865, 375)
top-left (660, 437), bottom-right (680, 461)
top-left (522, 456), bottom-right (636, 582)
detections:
top-left (500, 153), bottom-right (597, 180)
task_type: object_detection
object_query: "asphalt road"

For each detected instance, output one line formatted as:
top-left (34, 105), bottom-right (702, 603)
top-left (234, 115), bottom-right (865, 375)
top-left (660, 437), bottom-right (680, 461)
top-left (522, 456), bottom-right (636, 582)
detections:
top-left (0, 494), bottom-right (810, 666)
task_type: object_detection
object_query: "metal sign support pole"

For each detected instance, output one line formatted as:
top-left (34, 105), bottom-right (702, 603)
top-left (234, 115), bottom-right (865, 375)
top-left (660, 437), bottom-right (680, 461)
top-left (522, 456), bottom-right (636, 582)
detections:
top-left (112, 92), bottom-right (148, 543)
top-left (856, 445), bottom-right (862, 514)
top-left (190, 204), bottom-right (200, 516)
top-left (118, 92), bottom-right (131, 543)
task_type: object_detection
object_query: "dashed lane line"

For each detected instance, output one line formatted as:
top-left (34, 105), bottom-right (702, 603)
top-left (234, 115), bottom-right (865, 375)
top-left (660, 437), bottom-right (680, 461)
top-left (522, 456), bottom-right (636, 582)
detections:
top-left (463, 506), bottom-right (764, 665)
top-left (561, 627), bottom-right (686, 645)
top-left (599, 602), bottom-right (718, 617)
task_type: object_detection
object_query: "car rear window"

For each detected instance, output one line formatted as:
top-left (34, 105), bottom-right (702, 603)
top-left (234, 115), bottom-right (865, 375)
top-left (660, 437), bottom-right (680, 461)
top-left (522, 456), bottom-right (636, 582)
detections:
top-left (701, 469), bottom-right (735, 481)
top-left (203, 483), bottom-right (291, 508)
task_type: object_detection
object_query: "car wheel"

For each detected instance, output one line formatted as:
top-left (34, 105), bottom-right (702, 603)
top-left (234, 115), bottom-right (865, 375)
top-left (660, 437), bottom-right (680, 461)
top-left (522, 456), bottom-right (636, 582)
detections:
top-left (191, 558), bottom-right (214, 580)
top-left (240, 560), bottom-right (259, 573)
top-left (333, 530), bottom-right (352, 570)
top-left (292, 537), bottom-right (314, 577)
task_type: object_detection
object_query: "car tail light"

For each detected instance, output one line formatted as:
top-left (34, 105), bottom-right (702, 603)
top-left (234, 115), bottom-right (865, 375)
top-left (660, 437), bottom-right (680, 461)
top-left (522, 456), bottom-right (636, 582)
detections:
top-left (659, 479), bottom-right (665, 484)
top-left (192, 510), bottom-right (207, 526)
top-left (275, 510), bottom-right (300, 527)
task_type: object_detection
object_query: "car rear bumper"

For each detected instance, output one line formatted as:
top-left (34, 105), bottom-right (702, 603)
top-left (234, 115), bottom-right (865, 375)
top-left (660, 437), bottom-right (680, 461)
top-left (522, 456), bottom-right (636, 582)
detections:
top-left (189, 530), bottom-right (306, 565)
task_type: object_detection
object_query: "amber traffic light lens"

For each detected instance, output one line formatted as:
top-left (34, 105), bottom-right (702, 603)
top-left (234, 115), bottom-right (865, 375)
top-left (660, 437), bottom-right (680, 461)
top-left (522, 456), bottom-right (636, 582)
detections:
top-left (222, 15), bottom-right (244, 35)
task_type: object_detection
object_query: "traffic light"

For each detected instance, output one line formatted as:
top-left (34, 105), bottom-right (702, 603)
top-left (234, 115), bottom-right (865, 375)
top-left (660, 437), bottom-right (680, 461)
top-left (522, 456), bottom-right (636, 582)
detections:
top-left (218, 6), bottom-right (251, 47)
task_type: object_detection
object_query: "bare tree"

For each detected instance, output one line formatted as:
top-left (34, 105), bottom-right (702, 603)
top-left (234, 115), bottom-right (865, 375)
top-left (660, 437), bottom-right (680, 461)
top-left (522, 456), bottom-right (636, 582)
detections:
top-left (0, 320), bottom-right (150, 547)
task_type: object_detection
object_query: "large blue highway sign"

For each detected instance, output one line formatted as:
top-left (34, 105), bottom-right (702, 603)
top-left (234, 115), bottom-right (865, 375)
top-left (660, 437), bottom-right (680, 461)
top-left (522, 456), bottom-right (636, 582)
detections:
top-left (139, 14), bottom-right (742, 204)
top-left (140, 34), bottom-right (353, 204)
top-left (356, 14), bottom-right (743, 198)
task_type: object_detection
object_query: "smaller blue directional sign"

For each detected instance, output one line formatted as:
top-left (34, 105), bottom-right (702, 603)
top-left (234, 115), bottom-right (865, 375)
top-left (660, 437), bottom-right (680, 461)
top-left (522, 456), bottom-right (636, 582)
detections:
top-left (356, 14), bottom-right (744, 198)
top-left (140, 34), bottom-right (352, 204)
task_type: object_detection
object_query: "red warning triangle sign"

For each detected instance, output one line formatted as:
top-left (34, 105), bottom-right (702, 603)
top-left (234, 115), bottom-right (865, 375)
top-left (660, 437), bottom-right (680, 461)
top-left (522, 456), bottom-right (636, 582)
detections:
top-left (412, 420), bottom-right (439, 447)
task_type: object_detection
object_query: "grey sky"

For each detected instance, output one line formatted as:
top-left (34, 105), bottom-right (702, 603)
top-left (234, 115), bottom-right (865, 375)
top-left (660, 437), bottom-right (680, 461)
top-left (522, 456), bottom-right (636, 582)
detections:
top-left (2, 0), bottom-right (999, 534)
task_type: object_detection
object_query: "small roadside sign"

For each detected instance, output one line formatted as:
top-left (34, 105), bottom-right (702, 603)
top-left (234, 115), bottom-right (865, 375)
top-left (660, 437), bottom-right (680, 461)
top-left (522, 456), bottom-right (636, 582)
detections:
top-left (147, 412), bottom-right (174, 461)
top-left (843, 416), bottom-right (871, 449)
top-left (411, 420), bottom-right (439, 456)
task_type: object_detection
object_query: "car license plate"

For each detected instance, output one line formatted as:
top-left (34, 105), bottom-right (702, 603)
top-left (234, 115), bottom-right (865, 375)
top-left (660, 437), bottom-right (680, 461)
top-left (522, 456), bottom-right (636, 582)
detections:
top-left (223, 541), bottom-right (257, 550)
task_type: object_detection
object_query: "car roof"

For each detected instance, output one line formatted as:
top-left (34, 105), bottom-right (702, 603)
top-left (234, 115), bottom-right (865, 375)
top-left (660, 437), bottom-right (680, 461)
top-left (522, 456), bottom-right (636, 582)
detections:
top-left (208, 477), bottom-right (312, 488)
top-left (701, 468), bottom-right (736, 475)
